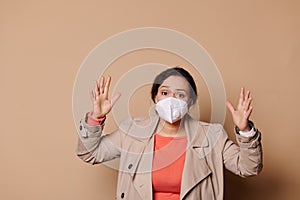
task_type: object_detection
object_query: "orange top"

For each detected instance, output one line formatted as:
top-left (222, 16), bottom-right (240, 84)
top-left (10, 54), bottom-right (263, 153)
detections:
top-left (152, 134), bottom-right (187, 200)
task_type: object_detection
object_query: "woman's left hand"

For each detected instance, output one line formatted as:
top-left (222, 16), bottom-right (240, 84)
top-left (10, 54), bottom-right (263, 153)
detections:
top-left (226, 87), bottom-right (253, 132)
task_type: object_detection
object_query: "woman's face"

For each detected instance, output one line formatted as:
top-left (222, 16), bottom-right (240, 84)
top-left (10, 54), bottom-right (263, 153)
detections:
top-left (155, 75), bottom-right (192, 105)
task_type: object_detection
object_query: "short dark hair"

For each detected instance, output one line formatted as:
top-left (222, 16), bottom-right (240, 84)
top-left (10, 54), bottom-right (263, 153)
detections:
top-left (151, 67), bottom-right (197, 104)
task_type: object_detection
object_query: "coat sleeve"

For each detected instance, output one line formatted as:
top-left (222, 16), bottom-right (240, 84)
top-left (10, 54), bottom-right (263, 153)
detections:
top-left (222, 125), bottom-right (263, 177)
top-left (76, 113), bottom-right (130, 165)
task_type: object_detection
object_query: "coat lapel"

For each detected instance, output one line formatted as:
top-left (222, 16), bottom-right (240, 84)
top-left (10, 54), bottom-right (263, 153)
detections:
top-left (128, 114), bottom-right (159, 199)
top-left (180, 115), bottom-right (212, 199)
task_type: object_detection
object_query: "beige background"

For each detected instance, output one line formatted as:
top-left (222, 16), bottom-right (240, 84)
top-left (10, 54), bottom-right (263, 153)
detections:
top-left (1, 0), bottom-right (300, 199)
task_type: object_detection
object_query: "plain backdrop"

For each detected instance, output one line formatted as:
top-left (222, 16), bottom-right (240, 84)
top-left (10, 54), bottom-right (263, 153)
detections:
top-left (1, 0), bottom-right (300, 199)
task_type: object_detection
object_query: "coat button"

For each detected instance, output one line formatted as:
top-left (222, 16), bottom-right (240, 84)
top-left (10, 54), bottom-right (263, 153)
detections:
top-left (121, 192), bottom-right (125, 199)
top-left (128, 163), bottom-right (133, 169)
top-left (79, 125), bottom-right (82, 131)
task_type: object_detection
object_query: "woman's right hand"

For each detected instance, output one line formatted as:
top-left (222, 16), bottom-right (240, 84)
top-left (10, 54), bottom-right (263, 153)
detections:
top-left (90, 76), bottom-right (121, 119)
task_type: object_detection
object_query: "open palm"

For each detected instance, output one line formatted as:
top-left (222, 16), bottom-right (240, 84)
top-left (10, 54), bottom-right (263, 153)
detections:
top-left (90, 76), bottom-right (121, 119)
top-left (226, 88), bottom-right (253, 132)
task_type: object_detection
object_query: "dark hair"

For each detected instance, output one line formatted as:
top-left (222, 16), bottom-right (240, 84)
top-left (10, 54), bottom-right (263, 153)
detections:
top-left (151, 67), bottom-right (197, 104)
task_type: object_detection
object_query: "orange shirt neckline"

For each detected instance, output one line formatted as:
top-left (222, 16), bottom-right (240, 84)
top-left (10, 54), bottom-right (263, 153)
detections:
top-left (154, 133), bottom-right (187, 139)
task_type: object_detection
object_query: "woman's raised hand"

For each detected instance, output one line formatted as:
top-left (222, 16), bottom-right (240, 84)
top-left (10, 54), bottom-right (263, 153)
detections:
top-left (226, 88), bottom-right (253, 132)
top-left (90, 76), bottom-right (121, 119)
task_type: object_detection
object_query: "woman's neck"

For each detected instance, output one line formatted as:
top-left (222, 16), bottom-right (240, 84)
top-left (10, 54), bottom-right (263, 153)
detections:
top-left (157, 119), bottom-right (186, 137)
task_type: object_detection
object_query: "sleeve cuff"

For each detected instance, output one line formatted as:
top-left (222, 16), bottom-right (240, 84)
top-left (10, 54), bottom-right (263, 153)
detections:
top-left (239, 127), bottom-right (256, 137)
top-left (235, 120), bottom-right (257, 138)
top-left (86, 111), bottom-right (106, 126)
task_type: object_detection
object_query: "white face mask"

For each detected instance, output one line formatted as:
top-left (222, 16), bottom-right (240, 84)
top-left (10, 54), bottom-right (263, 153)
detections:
top-left (155, 97), bottom-right (188, 124)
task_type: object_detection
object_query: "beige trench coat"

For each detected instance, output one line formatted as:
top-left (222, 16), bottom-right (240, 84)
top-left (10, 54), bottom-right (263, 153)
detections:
top-left (77, 113), bottom-right (263, 200)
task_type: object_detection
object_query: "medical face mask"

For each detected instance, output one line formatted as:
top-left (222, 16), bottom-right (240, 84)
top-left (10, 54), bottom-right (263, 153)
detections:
top-left (155, 97), bottom-right (188, 124)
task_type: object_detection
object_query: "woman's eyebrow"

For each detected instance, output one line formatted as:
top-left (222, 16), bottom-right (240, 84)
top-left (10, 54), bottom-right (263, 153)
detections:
top-left (160, 85), bottom-right (170, 88)
top-left (160, 86), bottom-right (187, 92)
top-left (175, 89), bottom-right (188, 93)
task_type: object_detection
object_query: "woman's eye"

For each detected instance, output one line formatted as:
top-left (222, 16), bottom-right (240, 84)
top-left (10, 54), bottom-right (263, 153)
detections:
top-left (177, 93), bottom-right (185, 98)
top-left (161, 91), bottom-right (168, 95)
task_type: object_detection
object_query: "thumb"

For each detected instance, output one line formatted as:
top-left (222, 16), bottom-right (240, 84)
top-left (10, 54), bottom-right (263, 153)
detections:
top-left (111, 92), bottom-right (121, 106)
top-left (226, 101), bottom-right (235, 114)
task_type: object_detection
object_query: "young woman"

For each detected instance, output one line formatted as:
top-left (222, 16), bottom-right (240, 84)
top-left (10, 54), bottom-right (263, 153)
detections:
top-left (76, 67), bottom-right (263, 200)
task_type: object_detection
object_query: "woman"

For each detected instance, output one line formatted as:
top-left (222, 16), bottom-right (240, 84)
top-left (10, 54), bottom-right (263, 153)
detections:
top-left (76, 67), bottom-right (263, 200)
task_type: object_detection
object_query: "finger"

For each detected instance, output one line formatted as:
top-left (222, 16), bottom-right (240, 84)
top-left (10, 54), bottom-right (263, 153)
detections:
top-left (242, 89), bottom-right (252, 109)
top-left (244, 106), bottom-right (253, 119)
top-left (246, 90), bottom-right (250, 100)
top-left (238, 87), bottom-right (244, 107)
top-left (103, 76), bottom-right (111, 98)
top-left (90, 90), bottom-right (95, 101)
top-left (226, 101), bottom-right (235, 114)
top-left (94, 80), bottom-right (100, 96)
top-left (99, 76), bottom-right (104, 94)
top-left (111, 92), bottom-right (121, 106)
top-left (244, 96), bottom-right (253, 111)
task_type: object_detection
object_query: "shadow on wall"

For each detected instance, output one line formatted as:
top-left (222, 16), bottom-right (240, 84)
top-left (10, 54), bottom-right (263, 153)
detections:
top-left (224, 170), bottom-right (281, 200)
